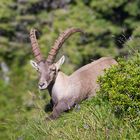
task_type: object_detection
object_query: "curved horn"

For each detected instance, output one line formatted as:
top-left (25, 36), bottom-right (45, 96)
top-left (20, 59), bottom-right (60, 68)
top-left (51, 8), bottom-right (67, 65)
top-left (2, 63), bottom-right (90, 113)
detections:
top-left (30, 29), bottom-right (43, 63)
top-left (46, 28), bottom-right (84, 64)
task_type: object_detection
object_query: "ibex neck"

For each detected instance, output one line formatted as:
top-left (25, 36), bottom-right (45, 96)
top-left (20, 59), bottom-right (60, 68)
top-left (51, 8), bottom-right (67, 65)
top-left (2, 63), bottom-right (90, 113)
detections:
top-left (57, 71), bottom-right (68, 78)
top-left (47, 71), bottom-right (68, 95)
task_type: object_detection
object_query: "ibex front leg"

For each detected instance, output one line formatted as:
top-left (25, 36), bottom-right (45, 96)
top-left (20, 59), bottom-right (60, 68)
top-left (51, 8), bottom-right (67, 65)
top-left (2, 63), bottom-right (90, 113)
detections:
top-left (44, 99), bottom-right (53, 112)
top-left (46, 99), bottom-right (75, 120)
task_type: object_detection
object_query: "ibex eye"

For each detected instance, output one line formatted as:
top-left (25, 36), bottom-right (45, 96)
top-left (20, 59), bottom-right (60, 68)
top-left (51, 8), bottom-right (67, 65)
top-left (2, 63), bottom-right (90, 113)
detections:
top-left (51, 68), bottom-right (56, 71)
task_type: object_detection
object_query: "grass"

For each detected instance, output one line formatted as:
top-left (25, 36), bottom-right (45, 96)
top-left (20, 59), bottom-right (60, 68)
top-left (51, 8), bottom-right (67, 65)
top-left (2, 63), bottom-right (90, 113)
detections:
top-left (1, 52), bottom-right (140, 140)
top-left (6, 95), bottom-right (140, 140)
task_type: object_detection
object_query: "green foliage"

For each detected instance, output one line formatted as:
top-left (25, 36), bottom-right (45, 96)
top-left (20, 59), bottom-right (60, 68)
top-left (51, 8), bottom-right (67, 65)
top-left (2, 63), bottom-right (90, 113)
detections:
top-left (0, 0), bottom-right (140, 139)
top-left (98, 52), bottom-right (140, 122)
top-left (0, 0), bottom-right (140, 67)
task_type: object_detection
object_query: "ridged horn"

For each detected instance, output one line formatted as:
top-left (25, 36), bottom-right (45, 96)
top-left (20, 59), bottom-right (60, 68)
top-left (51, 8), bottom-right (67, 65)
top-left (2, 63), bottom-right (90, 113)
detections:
top-left (30, 28), bottom-right (43, 63)
top-left (46, 28), bottom-right (84, 64)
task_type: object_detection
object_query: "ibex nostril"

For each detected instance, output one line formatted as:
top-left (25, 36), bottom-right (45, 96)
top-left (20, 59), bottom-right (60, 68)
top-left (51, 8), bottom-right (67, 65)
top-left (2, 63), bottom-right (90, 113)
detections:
top-left (39, 83), bottom-right (45, 87)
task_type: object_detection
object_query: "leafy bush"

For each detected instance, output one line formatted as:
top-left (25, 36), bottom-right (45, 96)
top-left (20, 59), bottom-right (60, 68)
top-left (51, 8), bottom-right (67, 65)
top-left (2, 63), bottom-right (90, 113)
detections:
top-left (98, 52), bottom-right (140, 121)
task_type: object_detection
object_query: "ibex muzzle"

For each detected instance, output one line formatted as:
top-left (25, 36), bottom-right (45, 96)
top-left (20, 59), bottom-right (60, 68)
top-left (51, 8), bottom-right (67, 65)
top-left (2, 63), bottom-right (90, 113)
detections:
top-left (30, 28), bottom-right (117, 120)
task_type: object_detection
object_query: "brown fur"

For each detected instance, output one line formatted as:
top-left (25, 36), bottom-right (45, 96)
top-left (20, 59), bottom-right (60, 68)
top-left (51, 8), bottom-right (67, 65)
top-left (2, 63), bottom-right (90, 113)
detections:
top-left (45, 57), bottom-right (117, 119)
top-left (30, 28), bottom-right (117, 120)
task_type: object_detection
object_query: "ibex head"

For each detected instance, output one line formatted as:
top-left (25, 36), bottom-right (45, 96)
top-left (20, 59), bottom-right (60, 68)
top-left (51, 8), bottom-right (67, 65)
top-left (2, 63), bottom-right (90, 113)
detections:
top-left (30, 28), bottom-right (83, 90)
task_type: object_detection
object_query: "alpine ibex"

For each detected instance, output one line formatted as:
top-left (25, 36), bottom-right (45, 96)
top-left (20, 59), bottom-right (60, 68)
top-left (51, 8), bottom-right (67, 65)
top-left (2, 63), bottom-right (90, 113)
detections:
top-left (30, 28), bottom-right (117, 120)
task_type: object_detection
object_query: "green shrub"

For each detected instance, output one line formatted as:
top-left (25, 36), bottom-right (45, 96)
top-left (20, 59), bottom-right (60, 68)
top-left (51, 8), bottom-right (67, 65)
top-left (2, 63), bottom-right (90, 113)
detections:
top-left (98, 52), bottom-right (140, 121)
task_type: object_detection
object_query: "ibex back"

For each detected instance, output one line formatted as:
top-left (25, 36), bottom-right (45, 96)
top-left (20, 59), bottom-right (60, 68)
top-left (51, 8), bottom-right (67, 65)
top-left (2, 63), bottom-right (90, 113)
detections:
top-left (30, 28), bottom-right (117, 120)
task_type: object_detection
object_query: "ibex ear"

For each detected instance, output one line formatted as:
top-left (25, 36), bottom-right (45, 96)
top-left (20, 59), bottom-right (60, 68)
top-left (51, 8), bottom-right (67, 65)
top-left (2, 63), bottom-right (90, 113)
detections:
top-left (55, 55), bottom-right (65, 70)
top-left (30, 60), bottom-right (39, 71)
